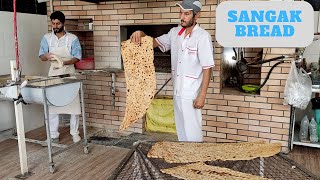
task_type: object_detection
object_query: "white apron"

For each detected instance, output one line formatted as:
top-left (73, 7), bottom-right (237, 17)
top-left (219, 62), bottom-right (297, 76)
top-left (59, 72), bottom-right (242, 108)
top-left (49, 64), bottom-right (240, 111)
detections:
top-left (48, 33), bottom-right (81, 115)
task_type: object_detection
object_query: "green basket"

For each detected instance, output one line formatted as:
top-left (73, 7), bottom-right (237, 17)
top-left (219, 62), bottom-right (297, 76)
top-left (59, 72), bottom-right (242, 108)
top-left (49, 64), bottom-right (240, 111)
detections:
top-left (242, 84), bottom-right (260, 93)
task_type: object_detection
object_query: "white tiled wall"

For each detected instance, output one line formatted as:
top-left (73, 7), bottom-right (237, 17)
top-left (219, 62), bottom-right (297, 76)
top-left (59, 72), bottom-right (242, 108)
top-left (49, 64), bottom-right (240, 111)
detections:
top-left (0, 12), bottom-right (49, 132)
top-left (0, 12), bottom-right (49, 76)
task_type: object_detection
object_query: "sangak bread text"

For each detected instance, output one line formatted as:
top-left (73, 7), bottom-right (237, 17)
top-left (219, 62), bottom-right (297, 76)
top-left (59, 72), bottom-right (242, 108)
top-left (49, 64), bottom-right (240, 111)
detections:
top-left (148, 141), bottom-right (281, 163)
top-left (120, 36), bottom-right (156, 130)
top-left (161, 162), bottom-right (270, 180)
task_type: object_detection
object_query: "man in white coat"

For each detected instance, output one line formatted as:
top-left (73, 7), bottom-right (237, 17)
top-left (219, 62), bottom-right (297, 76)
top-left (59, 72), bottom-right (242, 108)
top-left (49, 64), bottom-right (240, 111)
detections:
top-left (130, 0), bottom-right (214, 142)
top-left (39, 11), bottom-right (82, 143)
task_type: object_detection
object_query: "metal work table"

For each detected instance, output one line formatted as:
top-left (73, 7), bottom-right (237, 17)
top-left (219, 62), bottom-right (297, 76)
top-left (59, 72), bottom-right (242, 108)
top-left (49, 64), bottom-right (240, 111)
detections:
top-left (0, 75), bottom-right (89, 173)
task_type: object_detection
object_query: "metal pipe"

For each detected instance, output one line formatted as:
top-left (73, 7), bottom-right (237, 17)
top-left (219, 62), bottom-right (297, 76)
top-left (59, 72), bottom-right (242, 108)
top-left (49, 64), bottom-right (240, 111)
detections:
top-left (42, 88), bottom-right (54, 165)
top-left (211, 37), bottom-right (216, 82)
top-left (111, 73), bottom-right (116, 109)
top-left (80, 82), bottom-right (88, 146)
top-left (13, 0), bottom-right (20, 73)
top-left (10, 60), bottom-right (28, 175)
top-left (0, 128), bottom-right (14, 134)
top-left (288, 106), bottom-right (295, 151)
top-left (154, 78), bottom-right (171, 97)
top-left (12, 137), bottom-right (68, 148)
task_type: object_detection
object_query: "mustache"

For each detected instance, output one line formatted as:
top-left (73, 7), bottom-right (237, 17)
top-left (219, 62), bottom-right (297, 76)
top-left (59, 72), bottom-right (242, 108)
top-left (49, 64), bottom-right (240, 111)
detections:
top-left (53, 27), bottom-right (64, 33)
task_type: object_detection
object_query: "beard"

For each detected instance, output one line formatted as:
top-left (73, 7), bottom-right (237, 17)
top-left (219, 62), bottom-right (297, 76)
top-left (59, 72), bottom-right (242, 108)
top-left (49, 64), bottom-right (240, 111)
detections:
top-left (181, 17), bottom-right (195, 28)
top-left (53, 26), bottom-right (64, 33)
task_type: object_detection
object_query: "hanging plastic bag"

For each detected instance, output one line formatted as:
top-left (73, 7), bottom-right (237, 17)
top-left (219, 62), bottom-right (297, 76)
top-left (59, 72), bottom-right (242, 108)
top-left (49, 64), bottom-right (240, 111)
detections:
top-left (284, 60), bottom-right (312, 110)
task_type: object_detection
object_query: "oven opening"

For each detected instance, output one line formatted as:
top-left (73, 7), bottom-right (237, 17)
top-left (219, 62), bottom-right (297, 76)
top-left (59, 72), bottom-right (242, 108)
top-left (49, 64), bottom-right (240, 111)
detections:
top-left (120, 24), bottom-right (178, 73)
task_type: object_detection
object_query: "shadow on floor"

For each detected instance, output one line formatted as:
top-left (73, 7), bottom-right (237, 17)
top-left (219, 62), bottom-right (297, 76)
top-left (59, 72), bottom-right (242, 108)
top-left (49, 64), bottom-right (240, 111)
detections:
top-left (89, 131), bottom-right (178, 149)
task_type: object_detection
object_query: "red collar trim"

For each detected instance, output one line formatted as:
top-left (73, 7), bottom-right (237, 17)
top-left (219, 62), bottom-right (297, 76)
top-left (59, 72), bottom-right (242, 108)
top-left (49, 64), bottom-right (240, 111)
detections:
top-left (178, 27), bottom-right (186, 36)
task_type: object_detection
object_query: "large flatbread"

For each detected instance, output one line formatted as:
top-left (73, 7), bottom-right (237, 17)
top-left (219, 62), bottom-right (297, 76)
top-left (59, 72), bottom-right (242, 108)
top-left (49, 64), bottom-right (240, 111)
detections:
top-left (148, 141), bottom-right (281, 163)
top-left (50, 54), bottom-right (64, 69)
top-left (161, 162), bottom-right (270, 180)
top-left (120, 36), bottom-right (156, 130)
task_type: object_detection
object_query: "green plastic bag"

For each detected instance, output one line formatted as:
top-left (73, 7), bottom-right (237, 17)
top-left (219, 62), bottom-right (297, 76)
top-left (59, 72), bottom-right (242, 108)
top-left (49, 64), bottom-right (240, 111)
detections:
top-left (145, 96), bottom-right (176, 134)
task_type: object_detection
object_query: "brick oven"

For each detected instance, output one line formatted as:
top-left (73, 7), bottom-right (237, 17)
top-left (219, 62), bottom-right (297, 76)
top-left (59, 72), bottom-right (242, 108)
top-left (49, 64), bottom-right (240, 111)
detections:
top-left (119, 23), bottom-right (177, 72)
top-left (50, 0), bottom-right (295, 151)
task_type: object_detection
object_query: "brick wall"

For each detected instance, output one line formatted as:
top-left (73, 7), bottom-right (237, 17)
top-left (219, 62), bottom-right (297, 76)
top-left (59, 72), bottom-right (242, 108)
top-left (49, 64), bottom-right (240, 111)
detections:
top-left (64, 19), bottom-right (94, 58)
top-left (78, 71), bottom-right (173, 134)
top-left (72, 31), bottom-right (94, 58)
top-left (51, 0), bottom-right (294, 151)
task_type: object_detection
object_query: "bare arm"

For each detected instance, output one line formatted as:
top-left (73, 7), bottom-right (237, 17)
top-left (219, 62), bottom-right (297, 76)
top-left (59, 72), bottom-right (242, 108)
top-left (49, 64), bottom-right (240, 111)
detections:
top-left (130, 30), bottom-right (159, 48)
top-left (199, 68), bottom-right (212, 97)
top-left (193, 68), bottom-right (212, 109)
top-left (39, 53), bottom-right (53, 61)
top-left (153, 39), bottom-right (160, 49)
top-left (63, 58), bottom-right (80, 65)
top-left (40, 54), bottom-right (79, 65)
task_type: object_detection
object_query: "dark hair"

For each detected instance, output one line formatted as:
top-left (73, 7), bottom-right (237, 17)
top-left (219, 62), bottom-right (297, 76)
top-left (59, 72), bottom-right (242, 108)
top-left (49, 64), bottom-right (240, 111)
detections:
top-left (50, 11), bottom-right (65, 23)
top-left (192, 10), bottom-right (199, 17)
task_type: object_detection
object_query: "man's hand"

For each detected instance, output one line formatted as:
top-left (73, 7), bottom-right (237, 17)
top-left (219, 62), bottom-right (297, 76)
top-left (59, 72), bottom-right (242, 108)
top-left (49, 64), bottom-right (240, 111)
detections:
top-left (41, 53), bottom-right (54, 61)
top-left (193, 95), bottom-right (206, 109)
top-left (130, 30), bottom-right (146, 44)
top-left (63, 57), bottom-right (80, 65)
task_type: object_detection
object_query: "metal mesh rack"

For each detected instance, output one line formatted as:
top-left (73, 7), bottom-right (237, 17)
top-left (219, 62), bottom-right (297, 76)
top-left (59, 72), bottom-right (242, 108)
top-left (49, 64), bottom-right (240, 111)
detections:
top-left (109, 142), bottom-right (319, 180)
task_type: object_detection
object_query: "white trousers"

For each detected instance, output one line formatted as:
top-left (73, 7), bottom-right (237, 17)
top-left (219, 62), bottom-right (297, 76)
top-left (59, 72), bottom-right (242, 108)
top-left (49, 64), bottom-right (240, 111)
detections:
top-left (49, 114), bottom-right (79, 139)
top-left (174, 96), bottom-right (203, 142)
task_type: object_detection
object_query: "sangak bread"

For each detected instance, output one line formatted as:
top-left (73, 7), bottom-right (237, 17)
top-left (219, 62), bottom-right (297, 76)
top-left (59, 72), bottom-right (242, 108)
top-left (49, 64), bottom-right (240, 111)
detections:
top-left (161, 162), bottom-right (270, 180)
top-left (119, 36), bottom-right (156, 130)
top-left (50, 54), bottom-right (64, 68)
top-left (148, 141), bottom-right (281, 163)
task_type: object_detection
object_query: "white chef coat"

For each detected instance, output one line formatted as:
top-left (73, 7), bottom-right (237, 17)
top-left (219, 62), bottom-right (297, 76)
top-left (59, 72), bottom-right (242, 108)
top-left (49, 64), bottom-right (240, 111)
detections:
top-left (156, 23), bottom-right (214, 99)
top-left (155, 23), bottom-right (214, 142)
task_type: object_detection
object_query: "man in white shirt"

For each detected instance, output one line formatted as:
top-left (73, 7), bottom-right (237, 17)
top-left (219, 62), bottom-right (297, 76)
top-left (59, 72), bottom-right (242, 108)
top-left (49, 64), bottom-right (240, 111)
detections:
top-left (39, 11), bottom-right (82, 143)
top-left (131, 0), bottom-right (214, 142)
